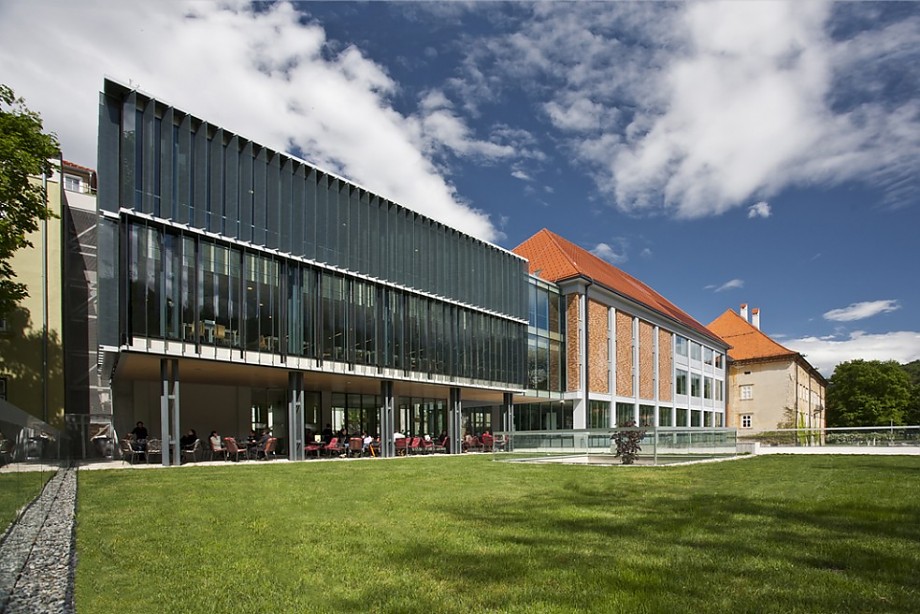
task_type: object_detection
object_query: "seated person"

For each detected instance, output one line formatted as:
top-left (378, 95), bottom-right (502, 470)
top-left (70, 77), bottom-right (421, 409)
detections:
top-left (180, 429), bottom-right (198, 449)
top-left (209, 430), bottom-right (224, 453)
top-left (256, 429), bottom-right (272, 458)
top-left (321, 423), bottom-right (334, 443)
top-left (362, 431), bottom-right (373, 453)
top-left (130, 421), bottom-right (148, 451)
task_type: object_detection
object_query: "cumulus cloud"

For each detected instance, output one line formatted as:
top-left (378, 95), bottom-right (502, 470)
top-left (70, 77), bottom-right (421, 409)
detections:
top-left (457, 2), bottom-right (920, 218)
top-left (823, 300), bottom-right (901, 322)
top-left (786, 330), bottom-right (920, 375)
top-left (748, 201), bottom-right (772, 219)
top-left (706, 279), bottom-right (745, 293)
top-left (0, 0), bottom-right (509, 241)
top-left (590, 240), bottom-right (628, 264)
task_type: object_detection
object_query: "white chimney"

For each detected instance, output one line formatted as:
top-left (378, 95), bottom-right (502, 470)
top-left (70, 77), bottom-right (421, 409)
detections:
top-left (752, 308), bottom-right (760, 330)
top-left (740, 303), bottom-right (748, 321)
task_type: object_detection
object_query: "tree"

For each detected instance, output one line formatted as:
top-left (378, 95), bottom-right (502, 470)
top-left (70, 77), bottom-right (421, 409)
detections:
top-left (826, 360), bottom-right (912, 427)
top-left (902, 360), bottom-right (920, 425)
top-left (0, 84), bottom-right (60, 318)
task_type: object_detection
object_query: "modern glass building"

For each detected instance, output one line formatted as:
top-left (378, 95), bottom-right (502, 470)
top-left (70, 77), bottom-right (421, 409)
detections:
top-left (96, 79), bottom-right (529, 462)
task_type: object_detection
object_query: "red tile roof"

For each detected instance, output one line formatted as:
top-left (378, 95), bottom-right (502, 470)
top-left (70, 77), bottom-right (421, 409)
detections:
top-left (513, 228), bottom-right (726, 347)
top-left (706, 309), bottom-right (797, 362)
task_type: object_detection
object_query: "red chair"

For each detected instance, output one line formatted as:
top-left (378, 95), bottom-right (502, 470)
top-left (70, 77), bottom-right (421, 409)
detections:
top-left (261, 437), bottom-right (278, 460)
top-left (481, 434), bottom-right (494, 452)
top-left (305, 441), bottom-right (322, 458)
top-left (407, 437), bottom-right (422, 455)
top-left (224, 437), bottom-right (249, 461)
top-left (322, 437), bottom-right (344, 457)
top-left (420, 438), bottom-right (434, 454)
top-left (394, 437), bottom-right (408, 456)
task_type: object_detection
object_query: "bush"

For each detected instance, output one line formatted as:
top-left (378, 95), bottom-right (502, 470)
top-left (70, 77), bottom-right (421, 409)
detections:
top-left (613, 421), bottom-right (644, 465)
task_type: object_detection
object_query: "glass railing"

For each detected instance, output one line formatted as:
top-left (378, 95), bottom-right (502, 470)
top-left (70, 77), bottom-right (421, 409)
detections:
top-left (493, 427), bottom-right (738, 465)
top-left (737, 425), bottom-right (920, 448)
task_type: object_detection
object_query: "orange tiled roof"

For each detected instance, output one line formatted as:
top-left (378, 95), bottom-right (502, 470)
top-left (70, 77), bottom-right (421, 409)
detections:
top-left (513, 228), bottom-right (726, 346)
top-left (706, 309), bottom-right (797, 362)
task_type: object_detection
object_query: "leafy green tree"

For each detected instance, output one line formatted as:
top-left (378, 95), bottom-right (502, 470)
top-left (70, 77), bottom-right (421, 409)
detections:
top-left (827, 360), bottom-right (912, 427)
top-left (902, 360), bottom-right (920, 425)
top-left (0, 84), bottom-right (60, 317)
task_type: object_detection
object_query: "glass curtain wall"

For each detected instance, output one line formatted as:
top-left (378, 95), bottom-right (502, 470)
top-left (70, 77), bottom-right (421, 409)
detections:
top-left (125, 219), bottom-right (525, 387)
top-left (526, 278), bottom-right (565, 393)
top-left (513, 401), bottom-right (574, 431)
top-left (107, 82), bottom-right (528, 322)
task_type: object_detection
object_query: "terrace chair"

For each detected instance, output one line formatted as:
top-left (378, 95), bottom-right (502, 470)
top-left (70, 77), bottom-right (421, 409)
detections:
top-left (145, 438), bottom-right (162, 464)
top-left (209, 439), bottom-right (227, 461)
top-left (224, 437), bottom-right (249, 461)
top-left (322, 437), bottom-right (344, 457)
top-left (432, 437), bottom-right (447, 454)
top-left (182, 439), bottom-right (201, 463)
top-left (493, 434), bottom-right (508, 452)
top-left (481, 434), bottom-right (494, 452)
top-left (394, 437), bottom-right (408, 456)
top-left (407, 437), bottom-right (422, 455)
top-left (261, 437), bottom-right (278, 460)
top-left (305, 441), bottom-right (322, 458)
top-left (420, 437), bottom-right (434, 454)
top-left (120, 438), bottom-right (143, 464)
top-left (348, 437), bottom-right (364, 458)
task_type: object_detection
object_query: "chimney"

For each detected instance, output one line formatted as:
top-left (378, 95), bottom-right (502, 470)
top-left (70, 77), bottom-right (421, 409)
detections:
top-left (739, 303), bottom-right (748, 321)
top-left (752, 308), bottom-right (760, 330)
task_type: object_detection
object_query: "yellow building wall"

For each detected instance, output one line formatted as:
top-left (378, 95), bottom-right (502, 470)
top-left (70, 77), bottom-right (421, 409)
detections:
top-left (0, 174), bottom-right (66, 425)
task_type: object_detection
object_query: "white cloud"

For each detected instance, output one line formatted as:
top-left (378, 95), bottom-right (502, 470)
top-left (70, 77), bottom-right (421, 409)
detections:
top-left (511, 169), bottom-right (532, 181)
top-left (462, 2), bottom-right (920, 218)
top-left (786, 330), bottom-right (920, 375)
top-left (748, 201), bottom-right (772, 219)
top-left (706, 279), bottom-right (744, 293)
top-left (0, 1), bottom-right (505, 241)
top-left (590, 240), bottom-right (628, 264)
top-left (823, 300), bottom-right (901, 322)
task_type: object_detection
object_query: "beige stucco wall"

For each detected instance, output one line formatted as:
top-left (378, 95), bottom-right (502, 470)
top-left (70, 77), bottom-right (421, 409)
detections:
top-left (0, 175), bottom-right (66, 425)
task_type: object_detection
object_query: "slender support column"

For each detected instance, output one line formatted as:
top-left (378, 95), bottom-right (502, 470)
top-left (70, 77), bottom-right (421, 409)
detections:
top-left (288, 372), bottom-right (305, 461)
top-left (448, 387), bottom-right (462, 455)
top-left (379, 380), bottom-right (395, 458)
top-left (503, 392), bottom-right (514, 452)
top-left (159, 358), bottom-right (179, 467)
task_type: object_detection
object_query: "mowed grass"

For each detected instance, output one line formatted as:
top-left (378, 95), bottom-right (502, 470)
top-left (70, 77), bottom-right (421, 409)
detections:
top-left (76, 455), bottom-right (920, 613)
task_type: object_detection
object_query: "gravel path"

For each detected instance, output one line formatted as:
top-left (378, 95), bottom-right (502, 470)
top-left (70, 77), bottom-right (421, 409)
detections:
top-left (0, 467), bottom-right (76, 614)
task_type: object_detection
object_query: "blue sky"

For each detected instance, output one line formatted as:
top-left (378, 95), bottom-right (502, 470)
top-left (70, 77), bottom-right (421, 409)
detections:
top-left (1, 1), bottom-right (918, 374)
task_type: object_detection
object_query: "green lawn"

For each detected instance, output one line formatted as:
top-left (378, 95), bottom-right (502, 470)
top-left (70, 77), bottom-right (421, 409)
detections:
top-left (76, 456), bottom-right (920, 613)
top-left (0, 470), bottom-right (51, 535)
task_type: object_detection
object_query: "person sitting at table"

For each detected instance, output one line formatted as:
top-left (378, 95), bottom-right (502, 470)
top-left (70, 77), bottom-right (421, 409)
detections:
top-left (130, 421), bottom-right (148, 451)
top-left (180, 429), bottom-right (198, 449)
top-left (362, 431), bottom-right (373, 453)
top-left (255, 428), bottom-right (272, 458)
top-left (209, 430), bottom-right (224, 456)
top-left (321, 423), bottom-right (334, 443)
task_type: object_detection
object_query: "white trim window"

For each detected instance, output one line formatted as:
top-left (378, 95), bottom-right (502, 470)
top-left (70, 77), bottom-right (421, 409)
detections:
top-left (740, 414), bottom-right (752, 429)
top-left (740, 384), bottom-right (753, 400)
top-left (64, 174), bottom-right (83, 193)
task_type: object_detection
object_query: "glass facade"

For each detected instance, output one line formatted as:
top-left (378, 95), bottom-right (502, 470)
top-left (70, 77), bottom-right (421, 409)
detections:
top-left (588, 401), bottom-right (609, 429)
top-left (526, 278), bottom-right (565, 393)
top-left (126, 220), bottom-right (525, 386)
top-left (514, 401), bottom-right (574, 431)
top-left (102, 82), bottom-right (527, 322)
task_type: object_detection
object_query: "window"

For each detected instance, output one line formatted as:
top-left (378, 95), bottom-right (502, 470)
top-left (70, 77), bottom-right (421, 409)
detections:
top-left (714, 379), bottom-right (723, 401)
top-left (690, 342), bottom-right (701, 361)
top-left (615, 402), bottom-right (634, 427)
top-left (588, 401), bottom-right (609, 429)
top-left (703, 347), bottom-right (713, 365)
top-left (703, 376), bottom-right (712, 400)
top-left (691, 374), bottom-right (701, 398)
top-left (741, 414), bottom-right (752, 429)
top-left (675, 336), bottom-right (688, 357)
top-left (675, 369), bottom-right (688, 395)
top-left (715, 353), bottom-right (723, 369)
top-left (740, 384), bottom-right (753, 400)
top-left (64, 174), bottom-right (82, 192)
top-left (658, 407), bottom-right (672, 427)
